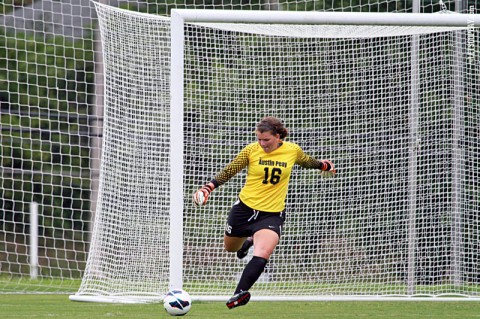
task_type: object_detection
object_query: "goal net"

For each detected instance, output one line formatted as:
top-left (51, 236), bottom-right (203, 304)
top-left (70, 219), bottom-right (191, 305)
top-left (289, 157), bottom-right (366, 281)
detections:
top-left (72, 3), bottom-right (480, 302)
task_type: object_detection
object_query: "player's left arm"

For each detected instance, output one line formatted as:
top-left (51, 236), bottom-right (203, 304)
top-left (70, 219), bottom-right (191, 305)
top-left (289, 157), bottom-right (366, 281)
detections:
top-left (295, 146), bottom-right (336, 175)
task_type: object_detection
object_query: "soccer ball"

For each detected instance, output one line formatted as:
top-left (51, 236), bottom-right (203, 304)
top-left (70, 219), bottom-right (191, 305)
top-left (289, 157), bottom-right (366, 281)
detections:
top-left (163, 289), bottom-right (192, 316)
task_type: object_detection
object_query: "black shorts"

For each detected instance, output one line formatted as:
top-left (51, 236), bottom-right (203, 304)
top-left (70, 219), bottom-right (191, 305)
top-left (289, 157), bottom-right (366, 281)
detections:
top-left (224, 199), bottom-right (286, 238)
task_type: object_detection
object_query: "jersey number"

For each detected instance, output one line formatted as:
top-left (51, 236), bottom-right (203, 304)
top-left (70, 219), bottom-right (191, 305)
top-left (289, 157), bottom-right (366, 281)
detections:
top-left (262, 167), bottom-right (282, 185)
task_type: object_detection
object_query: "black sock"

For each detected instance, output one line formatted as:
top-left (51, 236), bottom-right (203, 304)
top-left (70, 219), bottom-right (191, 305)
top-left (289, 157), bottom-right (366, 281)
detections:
top-left (234, 256), bottom-right (268, 294)
top-left (239, 237), bottom-right (253, 252)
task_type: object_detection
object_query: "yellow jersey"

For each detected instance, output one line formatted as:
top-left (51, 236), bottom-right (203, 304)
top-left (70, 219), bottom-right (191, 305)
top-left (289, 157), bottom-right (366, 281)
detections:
top-left (213, 141), bottom-right (324, 212)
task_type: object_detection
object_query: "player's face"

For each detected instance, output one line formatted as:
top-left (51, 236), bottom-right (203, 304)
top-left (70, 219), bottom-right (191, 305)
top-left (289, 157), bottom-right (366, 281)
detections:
top-left (256, 130), bottom-right (281, 153)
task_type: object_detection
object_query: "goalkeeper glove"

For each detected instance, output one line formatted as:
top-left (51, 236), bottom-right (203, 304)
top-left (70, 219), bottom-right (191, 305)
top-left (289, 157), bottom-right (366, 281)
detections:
top-left (320, 160), bottom-right (336, 178)
top-left (193, 182), bottom-right (215, 207)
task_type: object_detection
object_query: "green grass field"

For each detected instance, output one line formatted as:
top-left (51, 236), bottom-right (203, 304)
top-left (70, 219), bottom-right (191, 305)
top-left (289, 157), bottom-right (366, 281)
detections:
top-left (1, 295), bottom-right (480, 319)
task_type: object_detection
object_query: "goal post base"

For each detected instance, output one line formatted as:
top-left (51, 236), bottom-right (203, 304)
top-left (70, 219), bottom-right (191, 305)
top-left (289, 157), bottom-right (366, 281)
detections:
top-left (69, 294), bottom-right (480, 303)
top-left (245, 295), bottom-right (480, 302)
top-left (69, 295), bottom-right (163, 304)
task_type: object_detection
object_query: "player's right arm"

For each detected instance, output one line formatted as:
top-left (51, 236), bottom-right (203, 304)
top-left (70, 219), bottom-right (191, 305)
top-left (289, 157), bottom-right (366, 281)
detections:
top-left (193, 145), bottom-right (251, 206)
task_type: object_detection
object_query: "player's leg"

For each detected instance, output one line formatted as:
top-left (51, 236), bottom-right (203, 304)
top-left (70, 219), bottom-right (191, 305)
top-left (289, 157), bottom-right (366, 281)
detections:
top-left (236, 236), bottom-right (253, 259)
top-left (223, 235), bottom-right (249, 252)
top-left (251, 229), bottom-right (279, 259)
top-left (223, 199), bottom-right (255, 253)
top-left (234, 229), bottom-right (278, 294)
top-left (225, 207), bottom-right (285, 309)
top-left (223, 234), bottom-right (253, 259)
top-left (227, 229), bottom-right (279, 309)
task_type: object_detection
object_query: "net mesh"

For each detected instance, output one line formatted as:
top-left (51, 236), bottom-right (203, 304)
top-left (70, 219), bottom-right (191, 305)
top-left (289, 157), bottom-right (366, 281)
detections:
top-left (74, 6), bottom-right (172, 298)
top-left (180, 21), bottom-right (479, 297)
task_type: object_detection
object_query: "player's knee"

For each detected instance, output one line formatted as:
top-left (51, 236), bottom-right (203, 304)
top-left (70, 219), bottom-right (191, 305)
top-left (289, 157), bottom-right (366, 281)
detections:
top-left (224, 244), bottom-right (237, 253)
top-left (253, 246), bottom-right (274, 260)
top-left (223, 241), bottom-right (241, 252)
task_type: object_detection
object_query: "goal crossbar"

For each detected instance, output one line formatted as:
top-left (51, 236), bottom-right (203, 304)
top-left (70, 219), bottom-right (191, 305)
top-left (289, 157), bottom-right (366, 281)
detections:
top-left (172, 9), bottom-right (478, 27)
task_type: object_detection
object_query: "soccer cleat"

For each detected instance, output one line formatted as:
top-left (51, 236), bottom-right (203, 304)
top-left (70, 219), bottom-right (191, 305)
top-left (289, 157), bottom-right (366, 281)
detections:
top-left (236, 237), bottom-right (253, 259)
top-left (226, 291), bottom-right (251, 309)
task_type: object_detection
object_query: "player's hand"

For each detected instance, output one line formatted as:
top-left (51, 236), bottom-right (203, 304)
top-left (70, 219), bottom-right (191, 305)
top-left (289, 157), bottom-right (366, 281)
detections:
top-left (320, 160), bottom-right (336, 178)
top-left (193, 182), bottom-right (215, 206)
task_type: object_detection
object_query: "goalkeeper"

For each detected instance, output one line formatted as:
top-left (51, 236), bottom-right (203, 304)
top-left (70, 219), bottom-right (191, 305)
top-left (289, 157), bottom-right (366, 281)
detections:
top-left (193, 116), bottom-right (336, 309)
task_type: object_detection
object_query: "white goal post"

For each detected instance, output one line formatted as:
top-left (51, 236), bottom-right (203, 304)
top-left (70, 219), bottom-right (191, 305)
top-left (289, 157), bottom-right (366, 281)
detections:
top-left (71, 3), bottom-right (480, 302)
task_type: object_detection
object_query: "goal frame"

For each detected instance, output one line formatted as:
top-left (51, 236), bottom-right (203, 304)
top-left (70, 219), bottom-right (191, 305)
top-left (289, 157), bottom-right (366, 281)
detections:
top-left (70, 5), bottom-right (480, 303)
top-left (169, 9), bottom-right (478, 301)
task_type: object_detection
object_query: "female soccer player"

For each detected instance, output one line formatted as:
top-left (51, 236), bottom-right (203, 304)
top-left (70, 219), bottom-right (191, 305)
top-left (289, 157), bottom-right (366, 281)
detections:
top-left (193, 116), bottom-right (336, 309)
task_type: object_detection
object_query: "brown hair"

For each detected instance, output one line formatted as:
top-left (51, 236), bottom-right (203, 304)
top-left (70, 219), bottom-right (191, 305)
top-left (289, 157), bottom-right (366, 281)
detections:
top-left (256, 116), bottom-right (288, 139)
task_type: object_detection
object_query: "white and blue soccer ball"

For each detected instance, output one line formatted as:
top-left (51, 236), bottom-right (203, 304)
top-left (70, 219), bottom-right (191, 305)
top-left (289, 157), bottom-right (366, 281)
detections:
top-left (163, 289), bottom-right (192, 316)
